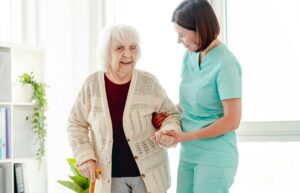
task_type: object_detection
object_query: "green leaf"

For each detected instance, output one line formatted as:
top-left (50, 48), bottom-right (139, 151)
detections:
top-left (69, 175), bottom-right (90, 190)
top-left (67, 158), bottom-right (81, 176)
top-left (83, 189), bottom-right (90, 193)
top-left (57, 180), bottom-right (84, 193)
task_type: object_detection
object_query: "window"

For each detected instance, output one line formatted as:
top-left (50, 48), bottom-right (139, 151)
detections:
top-left (227, 0), bottom-right (300, 122)
top-left (227, 1), bottom-right (300, 192)
top-left (0, 0), bottom-right (11, 42)
top-left (232, 142), bottom-right (300, 193)
top-left (0, 0), bottom-right (38, 44)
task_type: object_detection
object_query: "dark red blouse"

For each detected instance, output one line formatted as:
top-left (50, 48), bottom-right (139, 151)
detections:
top-left (105, 75), bottom-right (140, 177)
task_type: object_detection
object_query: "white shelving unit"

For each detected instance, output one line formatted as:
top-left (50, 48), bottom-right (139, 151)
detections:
top-left (0, 42), bottom-right (47, 193)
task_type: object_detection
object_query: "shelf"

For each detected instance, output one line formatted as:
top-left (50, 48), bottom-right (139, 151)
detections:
top-left (0, 42), bottom-right (44, 53)
top-left (0, 102), bottom-right (11, 106)
top-left (0, 102), bottom-right (35, 106)
top-left (12, 158), bottom-right (36, 164)
top-left (0, 159), bottom-right (12, 163)
top-left (0, 158), bottom-right (37, 164)
top-left (13, 102), bottom-right (35, 106)
top-left (0, 44), bottom-right (47, 193)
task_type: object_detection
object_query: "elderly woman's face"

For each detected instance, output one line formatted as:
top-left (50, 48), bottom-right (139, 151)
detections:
top-left (109, 41), bottom-right (138, 79)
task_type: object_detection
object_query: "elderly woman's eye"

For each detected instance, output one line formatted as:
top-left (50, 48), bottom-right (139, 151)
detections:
top-left (116, 46), bottom-right (123, 51)
top-left (130, 45), bottom-right (137, 50)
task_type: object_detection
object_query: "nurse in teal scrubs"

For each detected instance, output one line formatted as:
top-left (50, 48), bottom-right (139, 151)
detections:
top-left (151, 0), bottom-right (242, 193)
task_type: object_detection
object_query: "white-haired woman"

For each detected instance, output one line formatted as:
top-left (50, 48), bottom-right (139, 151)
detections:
top-left (67, 24), bottom-right (181, 193)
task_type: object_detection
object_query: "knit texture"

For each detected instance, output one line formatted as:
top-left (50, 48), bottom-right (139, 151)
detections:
top-left (67, 70), bottom-right (181, 193)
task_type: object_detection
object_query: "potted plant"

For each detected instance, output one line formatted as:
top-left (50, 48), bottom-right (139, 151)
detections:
top-left (17, 72), bottom-right (47, 162)
top-left (58, 158), bottom-right (91, 193)
top-left (12, 81), bottom-right (33, 102)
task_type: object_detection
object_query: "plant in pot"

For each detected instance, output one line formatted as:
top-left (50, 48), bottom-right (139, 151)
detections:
top-left (17, 72), bottom-right (47, 162)
top-left (58, 158), bottom-right (91, 193)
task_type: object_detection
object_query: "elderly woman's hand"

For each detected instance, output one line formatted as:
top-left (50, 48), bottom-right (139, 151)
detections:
top-left (78, 159), bottom-right (98, 182)
top-left (150, 130), bottom-right (177, 148)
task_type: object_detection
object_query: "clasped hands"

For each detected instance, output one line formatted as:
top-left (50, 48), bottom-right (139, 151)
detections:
top-left (150, 130), bottom-right (179, 148)
top-left (150, 112), bottom-right (183, 147)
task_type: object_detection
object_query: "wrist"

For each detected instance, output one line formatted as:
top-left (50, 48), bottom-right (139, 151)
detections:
top-left (186, 131), bottom-right (199, 141)
top-left (181, 132), bottom-right (192, 142)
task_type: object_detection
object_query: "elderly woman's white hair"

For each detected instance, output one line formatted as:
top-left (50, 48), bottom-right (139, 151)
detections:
top-left (97, 24), bottom-right (141, 71)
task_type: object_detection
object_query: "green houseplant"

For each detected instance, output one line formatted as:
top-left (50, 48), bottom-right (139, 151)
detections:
top-left (58, 158), bottom-right (91, 193)
top-left (17, 72), bottom-right (47, 162)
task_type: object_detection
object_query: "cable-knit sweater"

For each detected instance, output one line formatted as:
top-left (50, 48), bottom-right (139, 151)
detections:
top-left (67, 70), bottom-right (181, 193)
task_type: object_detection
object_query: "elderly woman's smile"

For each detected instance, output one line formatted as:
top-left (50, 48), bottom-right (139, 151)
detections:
top-left (120, 60), bottom-right (133, 65)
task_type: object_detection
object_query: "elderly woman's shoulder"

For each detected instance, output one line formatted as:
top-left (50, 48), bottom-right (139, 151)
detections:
top-left (82, 71), bottom-right (101, 86)
top-left (136, 69), bottom-right (159, 82)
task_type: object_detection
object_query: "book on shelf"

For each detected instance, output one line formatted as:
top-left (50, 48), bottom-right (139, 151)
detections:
top-left (14, 163), bottom-right (28, 193)
top-left (5, 107), bottom-right (9, 159)
top-left (0, 49), bottom-right (12, 102)
top-left (0, 167), bottom-right (5, 193)
top-left (0, 107), bottom-right (7, 160)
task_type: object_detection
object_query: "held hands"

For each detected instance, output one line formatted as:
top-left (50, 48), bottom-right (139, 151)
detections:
top-left (151, 112), bottom-right (184, 147)
top-left (78, 159), bottom-right (99, 182)
top-left (150, 130), bottom-right (176, 148)
top-left (150, 130), bottom-right (186, 147)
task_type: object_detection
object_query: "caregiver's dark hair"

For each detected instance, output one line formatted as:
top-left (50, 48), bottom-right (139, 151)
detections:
top-left (172, 0), bottom-right (220, 52)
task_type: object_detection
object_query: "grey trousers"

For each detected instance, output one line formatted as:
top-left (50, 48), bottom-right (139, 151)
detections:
top-left (111, 177), bottom-right (147, 193)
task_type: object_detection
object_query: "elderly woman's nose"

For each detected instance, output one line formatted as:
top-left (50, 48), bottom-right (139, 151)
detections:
top-left (123, 50), bottom-right (131, 57)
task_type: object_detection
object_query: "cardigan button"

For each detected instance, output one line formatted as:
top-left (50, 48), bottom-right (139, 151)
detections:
top-left (127, 138), bottom-right (130, 142)
top-left (134, 156), bottom-right (138, 160)
top-left (141, 174), bottom-right (145, 178)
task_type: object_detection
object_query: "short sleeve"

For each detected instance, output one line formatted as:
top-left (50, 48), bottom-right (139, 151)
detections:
top-left (216, 61), bottom-right (242, 100)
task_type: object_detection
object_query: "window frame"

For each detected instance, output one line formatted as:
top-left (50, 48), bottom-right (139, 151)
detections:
top-left (215, 0), bottom-right (300, 142)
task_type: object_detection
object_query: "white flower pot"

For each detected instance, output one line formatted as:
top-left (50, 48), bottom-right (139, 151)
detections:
top-left (12, 83), bottom-right (33, 103)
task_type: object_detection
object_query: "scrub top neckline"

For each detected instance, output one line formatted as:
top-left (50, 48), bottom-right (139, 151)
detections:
top-left (199, 44), bottom-right (225, 69)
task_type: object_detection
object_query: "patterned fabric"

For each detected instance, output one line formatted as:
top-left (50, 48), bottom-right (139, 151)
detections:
top-left (67, 69), bottom-right (181, 193)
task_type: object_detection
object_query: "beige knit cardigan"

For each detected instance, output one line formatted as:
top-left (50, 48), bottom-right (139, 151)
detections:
top-left (67, 70), bottom-right (181, 193)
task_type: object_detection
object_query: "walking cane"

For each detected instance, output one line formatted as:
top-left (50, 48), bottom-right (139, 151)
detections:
top-left (89, 168), bottom-right (101, 193)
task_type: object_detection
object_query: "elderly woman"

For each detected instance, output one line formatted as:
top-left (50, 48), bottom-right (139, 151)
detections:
top-left (67, 24), bottom-right (181, 193)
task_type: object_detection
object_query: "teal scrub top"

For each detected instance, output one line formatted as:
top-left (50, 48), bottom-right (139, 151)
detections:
top-left (179, 44), bottom-right (242, 167)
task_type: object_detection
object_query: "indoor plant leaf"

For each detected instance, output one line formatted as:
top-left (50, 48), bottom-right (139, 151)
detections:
top-left (57, 180), bottom-right (84, 193)
top-left (67, 158), bottom-right (81, 176)
top-left (69, 175), bottom-right (90, 190)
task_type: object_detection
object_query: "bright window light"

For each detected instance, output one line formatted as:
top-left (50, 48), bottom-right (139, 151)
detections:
top-left (0, 0), bottom-right (11, 42)
top-left (231, 142), bottom-right (300, 193)
top-left (227, 0), bottom-right (300, 121)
